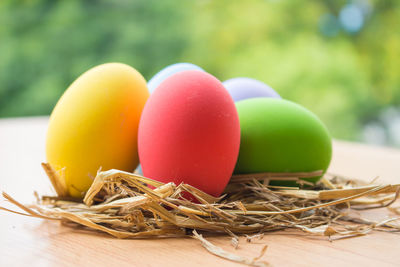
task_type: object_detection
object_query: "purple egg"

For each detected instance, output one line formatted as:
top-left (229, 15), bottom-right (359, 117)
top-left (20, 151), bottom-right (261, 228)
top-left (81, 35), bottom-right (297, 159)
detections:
top-left (223, 77), bottom-right (281, 102)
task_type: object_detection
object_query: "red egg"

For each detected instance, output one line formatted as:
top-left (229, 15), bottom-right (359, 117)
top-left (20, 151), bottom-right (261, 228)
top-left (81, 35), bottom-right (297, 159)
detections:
top-left (138, 70), bottom-right (240, 197)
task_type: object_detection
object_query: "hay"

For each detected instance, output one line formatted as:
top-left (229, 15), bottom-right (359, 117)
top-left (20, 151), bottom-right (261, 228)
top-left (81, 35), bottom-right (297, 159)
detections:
top-left (192, 230), bottom-right (270, 267)
top-left (1, 163), bottom-right (400, 266)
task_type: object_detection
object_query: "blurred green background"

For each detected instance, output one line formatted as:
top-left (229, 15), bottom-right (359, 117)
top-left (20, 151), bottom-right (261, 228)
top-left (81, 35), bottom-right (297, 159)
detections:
top-left (1, 0), bottom-right (399, 147)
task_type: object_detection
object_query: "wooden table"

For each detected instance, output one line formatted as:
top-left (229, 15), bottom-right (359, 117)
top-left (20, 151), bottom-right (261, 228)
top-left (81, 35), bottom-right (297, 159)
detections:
top-left (1, 116), bottom-right (399, 266)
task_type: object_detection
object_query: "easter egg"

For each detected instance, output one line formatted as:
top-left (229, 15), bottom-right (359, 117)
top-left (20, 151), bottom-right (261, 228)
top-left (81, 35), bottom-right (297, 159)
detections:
top-left (147, 63), bottom-right (204, 93)
top-left (223, 77), bottom-right (281, 102)
top-left (46, 63), bottom-right (149, 197)
top-left (135, 164), bottom-right (143, 175)
top-left (138, 70), bottom-right (240, 197)
top-left (234, 98), bottom-right (332, 184)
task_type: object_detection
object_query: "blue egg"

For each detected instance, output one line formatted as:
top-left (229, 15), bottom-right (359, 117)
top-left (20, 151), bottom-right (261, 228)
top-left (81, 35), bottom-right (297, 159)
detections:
top-left (147, 63), bottom-right (204, 93)
top-left (135, 164), bottom-right (143, 175)
top-left (223, 77), bottom-right (281, 102)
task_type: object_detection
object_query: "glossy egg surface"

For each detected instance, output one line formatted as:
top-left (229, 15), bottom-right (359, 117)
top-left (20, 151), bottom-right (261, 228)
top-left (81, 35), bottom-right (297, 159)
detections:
top-left (235, 98), bottom-right (332, 184)
top-left (46, 63), bottom-right (149, 197)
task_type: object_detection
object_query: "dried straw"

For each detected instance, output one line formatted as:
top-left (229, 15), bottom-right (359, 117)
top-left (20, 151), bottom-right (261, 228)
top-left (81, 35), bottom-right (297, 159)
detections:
top-left (1, 163), bottom-right (400, 266)
top-left (192, 230), bottom-right (270, 267)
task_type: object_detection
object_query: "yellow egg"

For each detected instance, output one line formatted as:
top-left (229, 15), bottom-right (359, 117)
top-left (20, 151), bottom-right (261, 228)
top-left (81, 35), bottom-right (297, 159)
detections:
top-left (46, 63), bottom-right (149, 197)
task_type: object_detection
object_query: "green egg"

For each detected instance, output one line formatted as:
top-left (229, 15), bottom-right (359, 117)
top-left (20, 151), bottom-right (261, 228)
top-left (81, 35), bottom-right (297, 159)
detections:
top-left (234, 98), bottom-right (332, 185)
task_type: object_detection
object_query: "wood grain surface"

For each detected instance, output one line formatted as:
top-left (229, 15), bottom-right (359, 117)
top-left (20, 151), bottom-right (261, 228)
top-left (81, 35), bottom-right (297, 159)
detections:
top-left (1, 117), bottom-right (399, 267)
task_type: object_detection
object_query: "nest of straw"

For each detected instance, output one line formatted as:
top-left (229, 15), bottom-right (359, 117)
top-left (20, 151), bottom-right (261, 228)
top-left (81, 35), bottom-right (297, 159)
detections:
top-left (2, 163), bottom-right (400, 266)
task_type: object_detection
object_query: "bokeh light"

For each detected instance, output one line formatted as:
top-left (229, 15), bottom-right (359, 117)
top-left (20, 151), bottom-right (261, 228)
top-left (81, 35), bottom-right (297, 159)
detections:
top-left (339, 4), bottom-right (365, 33)
top-left (0, 0), bottom-right (399, 147)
